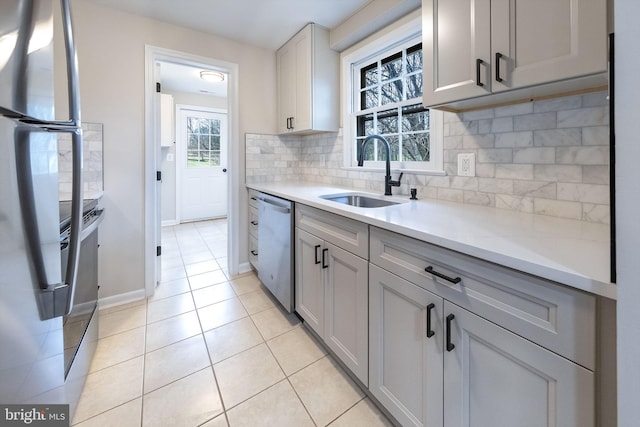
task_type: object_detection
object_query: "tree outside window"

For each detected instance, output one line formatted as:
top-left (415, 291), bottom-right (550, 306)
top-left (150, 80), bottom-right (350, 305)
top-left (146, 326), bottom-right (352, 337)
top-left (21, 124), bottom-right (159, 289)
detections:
top-left (355, 43), bottom-right (430, 165)
top-left (186, 117), bottom-right (221, 167)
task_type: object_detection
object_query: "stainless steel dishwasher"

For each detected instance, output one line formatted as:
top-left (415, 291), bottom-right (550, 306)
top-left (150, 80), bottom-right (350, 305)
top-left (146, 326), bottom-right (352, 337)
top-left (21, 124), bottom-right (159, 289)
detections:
top-left (257, 192), bottom-right (294, 312)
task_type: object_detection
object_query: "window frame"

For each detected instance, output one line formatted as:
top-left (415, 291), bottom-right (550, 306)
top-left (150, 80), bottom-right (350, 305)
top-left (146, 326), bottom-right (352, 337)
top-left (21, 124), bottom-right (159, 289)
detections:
top-left (341, 16), bottom-right (444, 174)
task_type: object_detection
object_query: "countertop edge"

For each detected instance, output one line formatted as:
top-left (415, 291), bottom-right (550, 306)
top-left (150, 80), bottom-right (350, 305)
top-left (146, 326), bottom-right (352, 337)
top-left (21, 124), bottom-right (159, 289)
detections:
top-left (247, 182), bottom-right (617, 300)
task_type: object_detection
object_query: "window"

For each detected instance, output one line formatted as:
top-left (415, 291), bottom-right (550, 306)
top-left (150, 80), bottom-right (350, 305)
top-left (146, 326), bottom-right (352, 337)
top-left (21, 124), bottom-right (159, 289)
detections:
top-left (186, 116), bottom-right (221, 167)
top-left (343, 22), bottom-right (442, 173)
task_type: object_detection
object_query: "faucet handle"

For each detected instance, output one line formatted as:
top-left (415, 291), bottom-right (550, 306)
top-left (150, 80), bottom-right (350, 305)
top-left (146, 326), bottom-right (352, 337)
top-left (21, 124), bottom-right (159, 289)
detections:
top-left (390, 172), bottom-right (403, 187)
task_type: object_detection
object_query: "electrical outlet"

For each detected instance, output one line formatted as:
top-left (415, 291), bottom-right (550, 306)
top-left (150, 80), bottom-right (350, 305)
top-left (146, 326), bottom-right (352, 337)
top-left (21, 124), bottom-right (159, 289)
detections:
top-left (457, 153), bottom-right (476, 177)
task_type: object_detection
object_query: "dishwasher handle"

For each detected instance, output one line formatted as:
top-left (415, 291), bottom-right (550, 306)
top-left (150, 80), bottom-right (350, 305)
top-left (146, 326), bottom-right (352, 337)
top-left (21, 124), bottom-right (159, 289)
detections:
top-left (259, 197), bottom-right (291, 214)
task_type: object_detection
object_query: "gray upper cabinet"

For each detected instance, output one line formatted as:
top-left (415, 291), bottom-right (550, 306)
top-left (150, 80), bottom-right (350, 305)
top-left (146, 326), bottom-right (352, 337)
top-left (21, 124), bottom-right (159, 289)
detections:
top-left (276, 24), bottom-right (339, 134)
top-left (423, 0), bottom-right (608, 110)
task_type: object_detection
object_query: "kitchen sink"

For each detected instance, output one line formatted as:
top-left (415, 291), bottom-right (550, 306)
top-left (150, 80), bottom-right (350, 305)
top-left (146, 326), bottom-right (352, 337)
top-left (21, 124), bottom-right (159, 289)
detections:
top-left (319, 192), bottom-right (405, 208)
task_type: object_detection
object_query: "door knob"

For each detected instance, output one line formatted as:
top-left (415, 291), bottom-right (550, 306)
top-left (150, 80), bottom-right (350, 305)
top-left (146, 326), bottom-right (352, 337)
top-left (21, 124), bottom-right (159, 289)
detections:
top-left (222, 168), bottom-right (227, 172)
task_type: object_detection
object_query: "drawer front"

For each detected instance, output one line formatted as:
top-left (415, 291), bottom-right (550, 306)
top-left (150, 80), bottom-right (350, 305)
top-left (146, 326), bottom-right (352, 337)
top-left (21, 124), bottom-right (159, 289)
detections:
top-left (370, 226), bottom-right (596, 370)
top-left (249, 205), bottom-right (259, 237)
top-left (249, 235), bottom-right (259, 269)
top-left (248, 189), bottom-right (260, 209)
top-left (296, 204), bottom-right (368, 259)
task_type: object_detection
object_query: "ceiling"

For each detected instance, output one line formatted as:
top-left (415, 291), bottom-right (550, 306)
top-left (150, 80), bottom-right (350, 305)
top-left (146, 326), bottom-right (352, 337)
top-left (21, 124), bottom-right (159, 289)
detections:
top-left (86, 0), bottom-right (373, 50)
top-left (160, 62), bottom-right (228, 97)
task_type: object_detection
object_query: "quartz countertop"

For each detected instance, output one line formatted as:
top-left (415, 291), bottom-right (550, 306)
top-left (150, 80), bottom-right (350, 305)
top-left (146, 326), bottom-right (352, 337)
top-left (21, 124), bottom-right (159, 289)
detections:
top-left (247, 182), bottom-right (616, 299)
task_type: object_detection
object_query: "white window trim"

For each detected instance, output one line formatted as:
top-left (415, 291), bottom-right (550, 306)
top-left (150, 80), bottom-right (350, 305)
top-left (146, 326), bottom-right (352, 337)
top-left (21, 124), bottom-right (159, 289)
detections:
top-left (341, 14), bottom-right (444, 175)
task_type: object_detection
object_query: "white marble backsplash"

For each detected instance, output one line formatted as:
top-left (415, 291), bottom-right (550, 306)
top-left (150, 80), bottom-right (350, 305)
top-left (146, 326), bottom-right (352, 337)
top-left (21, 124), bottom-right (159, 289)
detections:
top-left (58, 122), bottom-right (103, 201)
top-left (246, 91), bottom-right (610, 224)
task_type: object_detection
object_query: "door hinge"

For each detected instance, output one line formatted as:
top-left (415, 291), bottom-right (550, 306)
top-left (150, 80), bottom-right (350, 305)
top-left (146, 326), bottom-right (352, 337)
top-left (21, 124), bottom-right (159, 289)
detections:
top-left (156, 171), bottom-right (162, 181)
top-left (157, 246), bottom-right (161, 256)
top-left (156, 82), bottom-right (161, 92)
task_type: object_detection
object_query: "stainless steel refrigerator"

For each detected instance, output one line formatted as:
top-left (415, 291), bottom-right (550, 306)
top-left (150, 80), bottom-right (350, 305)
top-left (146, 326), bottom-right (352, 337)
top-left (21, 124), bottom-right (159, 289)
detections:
top-left (0, 0), bottom-right (85, 413)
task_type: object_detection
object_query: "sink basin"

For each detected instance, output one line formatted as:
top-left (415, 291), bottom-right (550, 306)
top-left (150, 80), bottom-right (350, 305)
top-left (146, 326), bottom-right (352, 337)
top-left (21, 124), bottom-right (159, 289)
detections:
top-left (319, 192), bottom-right (405, 208)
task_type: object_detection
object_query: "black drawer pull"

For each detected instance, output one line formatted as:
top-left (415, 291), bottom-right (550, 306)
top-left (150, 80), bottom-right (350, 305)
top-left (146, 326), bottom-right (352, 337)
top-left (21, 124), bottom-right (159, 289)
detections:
top-left (476, 58), bottom-right (484, 87)
top-left (446, 313), bottom-right (455, 352)
top-left (314, 245), bottom-right (321, 265)
top-left (250, 221), bottom-right (258, 225)
top-left (495, 52), bottom-right (504, 82)
top-left (250, 196), bottom-right (257, 201)
top-left (425, 266), bottom-right (461, 284)
top-left (322, 248), bottom-right (329, 269)
top-left (250, 250), bottom-right (258, 256)
top-left (426, 303), bottom-right (435, 338)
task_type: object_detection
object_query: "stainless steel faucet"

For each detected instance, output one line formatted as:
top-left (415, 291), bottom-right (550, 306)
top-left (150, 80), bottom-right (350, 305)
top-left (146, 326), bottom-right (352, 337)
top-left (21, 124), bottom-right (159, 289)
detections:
top-left (357, 134), bottom-right (403, 196)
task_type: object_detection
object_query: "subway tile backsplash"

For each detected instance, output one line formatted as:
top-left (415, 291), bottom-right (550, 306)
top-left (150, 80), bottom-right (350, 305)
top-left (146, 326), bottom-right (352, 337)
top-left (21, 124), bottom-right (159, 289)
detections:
top-left (58, 122), bottom-right (103, 201)
top-left (246, 91), bottom-right (610, 224)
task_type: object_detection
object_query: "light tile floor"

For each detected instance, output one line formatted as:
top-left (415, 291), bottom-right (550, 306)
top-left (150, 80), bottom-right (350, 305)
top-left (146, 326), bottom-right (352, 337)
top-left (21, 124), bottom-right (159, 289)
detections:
top-left (72, 219), bottom-right (393, 427)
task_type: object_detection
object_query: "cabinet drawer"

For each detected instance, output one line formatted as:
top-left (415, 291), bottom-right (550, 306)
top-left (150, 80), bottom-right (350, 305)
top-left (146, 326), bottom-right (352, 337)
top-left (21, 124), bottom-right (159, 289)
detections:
top-left (296, 204), bottom-right (368, 259)
top-left (248, 189), bottom-right (260, 209)
top-left (370, 226), bottom-right (596, 370)
top-left (249, 235), bottom-right (258, 269)
top-left (249, 205), bottom-right (258, 237)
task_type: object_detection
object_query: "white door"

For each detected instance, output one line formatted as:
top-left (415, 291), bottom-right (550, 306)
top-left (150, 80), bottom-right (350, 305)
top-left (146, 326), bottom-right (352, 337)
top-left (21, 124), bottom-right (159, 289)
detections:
top-left (178, 107), bottom-right (228, 221)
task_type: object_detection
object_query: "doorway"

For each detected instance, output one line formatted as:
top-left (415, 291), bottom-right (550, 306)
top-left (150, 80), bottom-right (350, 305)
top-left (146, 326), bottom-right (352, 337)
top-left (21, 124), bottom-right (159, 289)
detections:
top-left (177, 106), bottom-right (228, 221)
top-left (145, 46), bottom-right (241, 297)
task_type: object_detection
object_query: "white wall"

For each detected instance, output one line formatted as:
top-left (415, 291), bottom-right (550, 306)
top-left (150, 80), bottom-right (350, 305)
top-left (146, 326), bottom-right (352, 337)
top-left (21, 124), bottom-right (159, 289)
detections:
top-left (614, 0), bottom-right (640, 424)
top-left (54, 1), bottom-right (276, 299)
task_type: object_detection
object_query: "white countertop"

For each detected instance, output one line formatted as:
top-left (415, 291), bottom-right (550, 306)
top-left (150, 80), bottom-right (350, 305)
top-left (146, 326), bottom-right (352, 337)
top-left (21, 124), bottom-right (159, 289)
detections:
top-left (247, 182), bottom-right (616, 299)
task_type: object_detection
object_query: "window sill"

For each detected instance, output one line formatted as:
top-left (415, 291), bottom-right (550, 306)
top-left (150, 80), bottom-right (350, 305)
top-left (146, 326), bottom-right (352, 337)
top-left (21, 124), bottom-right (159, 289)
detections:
top-left (342, 166), bottom-right (447, 176)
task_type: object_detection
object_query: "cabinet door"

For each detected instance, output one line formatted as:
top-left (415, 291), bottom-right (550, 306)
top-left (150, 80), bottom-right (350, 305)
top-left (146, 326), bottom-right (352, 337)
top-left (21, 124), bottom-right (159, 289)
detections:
top-left (160, 94), bottom-right (174, 147)
top-left (294, 228), bottom-right (324, 335)
top-left (324, 243), bottom-right (368, 386)
top-left (443, 301), bottom-right (594, 427)
top-left (292, 25), bottom-right (312, 132)
top-left (369, 265), bottom-right (444, 427)
top-left (423, 0), bottom-right (491, 106)
top-left (276, 42), bottom-right (295, 134)
top-left (491, 0), bottom-right (607, 92)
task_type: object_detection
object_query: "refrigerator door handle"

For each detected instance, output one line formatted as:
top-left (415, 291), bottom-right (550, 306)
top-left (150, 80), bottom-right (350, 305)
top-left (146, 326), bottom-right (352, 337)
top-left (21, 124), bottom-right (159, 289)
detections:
top-left (59, 0), bottom-right (84, 316)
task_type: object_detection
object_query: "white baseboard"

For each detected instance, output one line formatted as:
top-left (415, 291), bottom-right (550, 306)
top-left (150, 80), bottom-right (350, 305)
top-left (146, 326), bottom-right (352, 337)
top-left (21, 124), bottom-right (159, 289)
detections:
top-left (237, 262), bottom-right (254, 275)
top-left (162, 219), bottom-right (179, 227)
top-left (99, 289), bottom-right (147, 311)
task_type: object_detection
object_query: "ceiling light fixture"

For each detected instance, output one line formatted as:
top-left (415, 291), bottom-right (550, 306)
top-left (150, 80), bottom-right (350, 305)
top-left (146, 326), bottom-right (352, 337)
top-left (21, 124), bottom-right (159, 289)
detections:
top-left (200, 71), bottom-right (225, 82)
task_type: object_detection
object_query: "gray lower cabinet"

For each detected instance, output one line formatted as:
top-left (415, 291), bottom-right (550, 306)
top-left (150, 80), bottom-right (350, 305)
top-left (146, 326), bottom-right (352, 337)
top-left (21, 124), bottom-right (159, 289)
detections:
top-left (248, 190), bottom-right (259, 270)
top-left (294, 204), bottom-right (369, 385)
top-left (369, 264), bottom-right (444, 427)
top-left (370, 262), bottom-right (595, 427)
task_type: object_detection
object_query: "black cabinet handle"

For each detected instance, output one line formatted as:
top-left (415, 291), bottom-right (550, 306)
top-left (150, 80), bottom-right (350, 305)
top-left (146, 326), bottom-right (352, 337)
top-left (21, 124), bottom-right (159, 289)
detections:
top-left (286, 117), bottom-right (290, 129)
top-left (476, 58), bottom-right (484, 87)
top-left (425, 266), bottom-right (461, 284)
top-left (314, 245), bottom-right (322, 265)
top-left (446, 314), bottom-right (455, 352)
top-left (251, 250), bottom-right (258, 256)
top-left (250, 196), bottom-right (257, 201)
top-left (322, 248), bottom-right (329, 269)
top-left (251, 221), bottom-right (258, 225)
top-left (426, 303), bottom-right (435, 338)
top-left (495, 52), bottom-right (504, 82)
